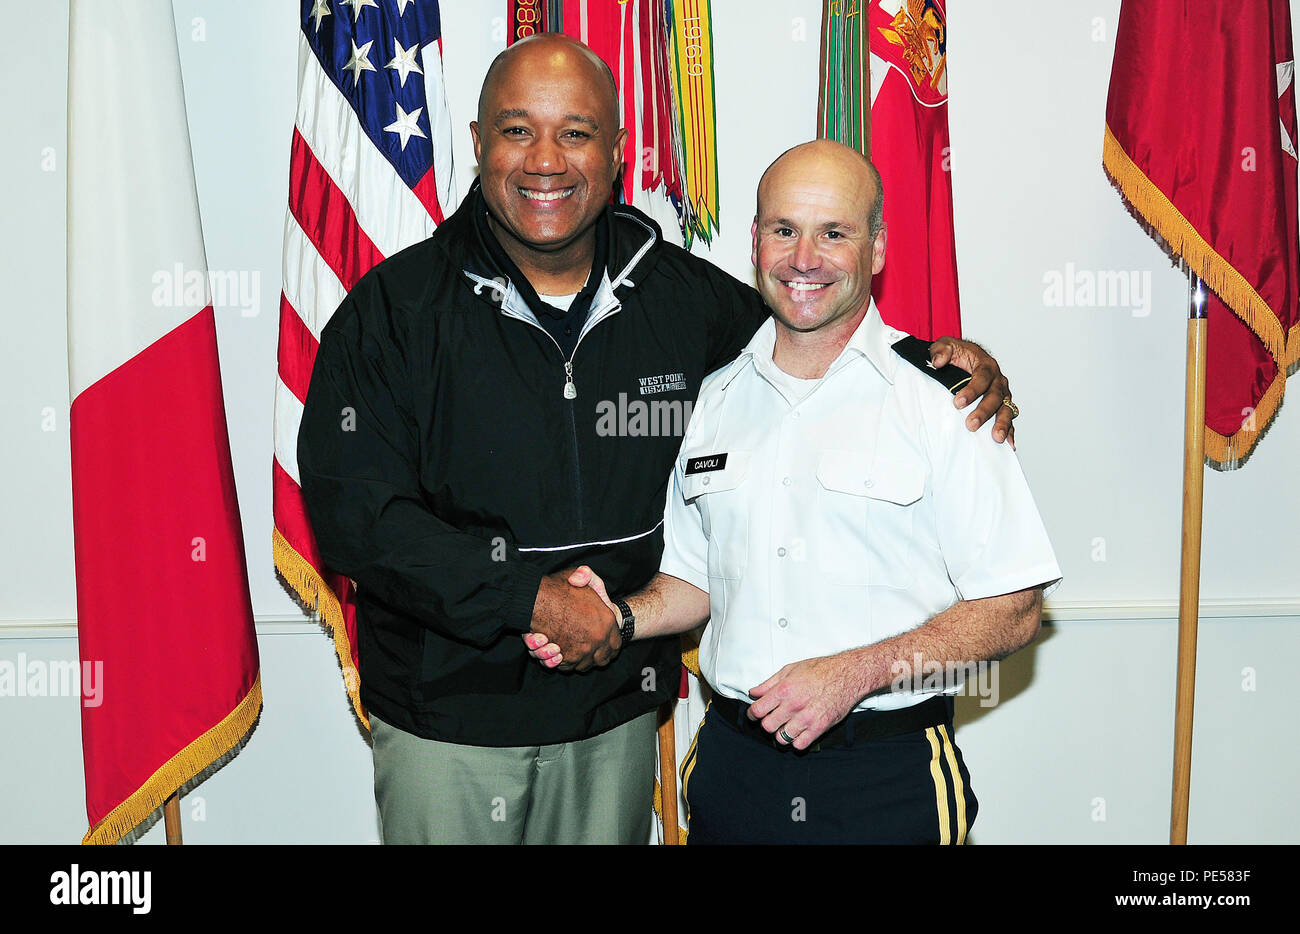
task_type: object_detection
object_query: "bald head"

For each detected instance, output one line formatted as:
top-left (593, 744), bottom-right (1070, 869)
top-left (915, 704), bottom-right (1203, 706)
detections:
top-left (469, 32), bottom-right (628, 278)
top-left (758, 140), bottom-right (884, 236)
top-left (751, 139), bottom-right (889, 337)
top-left (478, 33), bottom-right (620, 128)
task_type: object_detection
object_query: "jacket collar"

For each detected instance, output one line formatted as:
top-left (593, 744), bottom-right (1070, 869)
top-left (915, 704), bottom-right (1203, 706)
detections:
top-left (439, 178), bottom-right (663, 315)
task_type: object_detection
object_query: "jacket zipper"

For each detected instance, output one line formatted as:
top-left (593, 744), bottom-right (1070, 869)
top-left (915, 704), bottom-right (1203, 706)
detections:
top-left (499, 297), bottom-right (623, 535)
top-left (565, 386), bottom-right (584, 531)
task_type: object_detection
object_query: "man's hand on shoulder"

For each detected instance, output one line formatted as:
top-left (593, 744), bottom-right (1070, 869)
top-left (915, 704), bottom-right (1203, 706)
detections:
top-left (928, 337), bottom-right (1017, 448)
top-left (746, 653), bottom-right (867, 751)
top-left (527, 568), bottom-right (621, 672)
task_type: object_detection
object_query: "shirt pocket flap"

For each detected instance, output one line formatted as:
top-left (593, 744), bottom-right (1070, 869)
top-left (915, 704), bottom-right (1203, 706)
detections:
top-left (817, 451), bottom-right (923, 505)
top-left (680, 450), bottom-right (751, 501)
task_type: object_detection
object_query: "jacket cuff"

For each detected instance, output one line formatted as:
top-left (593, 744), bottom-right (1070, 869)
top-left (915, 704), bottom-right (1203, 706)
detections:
top-left (501, 561), bottom-right (546, 634)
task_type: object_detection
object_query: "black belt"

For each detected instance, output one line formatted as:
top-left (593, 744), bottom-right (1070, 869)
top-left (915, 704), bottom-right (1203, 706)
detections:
top-left (710, 694), bottom-right (952, 752)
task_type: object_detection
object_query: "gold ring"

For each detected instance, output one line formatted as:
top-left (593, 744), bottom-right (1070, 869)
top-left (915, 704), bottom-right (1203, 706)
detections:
top-left (1002, 398), bottom-right (1020, 418)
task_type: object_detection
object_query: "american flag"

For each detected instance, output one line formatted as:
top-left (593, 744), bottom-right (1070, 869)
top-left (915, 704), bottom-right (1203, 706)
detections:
top-left (273, 0), bottom-right (455, 727)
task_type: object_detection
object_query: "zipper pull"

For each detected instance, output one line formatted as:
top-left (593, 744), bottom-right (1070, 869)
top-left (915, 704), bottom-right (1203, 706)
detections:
top-left (563, 361), bottom-right (577, 400)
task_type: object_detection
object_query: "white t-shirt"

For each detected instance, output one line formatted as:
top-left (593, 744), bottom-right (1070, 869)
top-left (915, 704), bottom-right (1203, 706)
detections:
top-left (538, 292), bottom-right (578, 312)
top-left (763, 362), bottom-right (821, 403)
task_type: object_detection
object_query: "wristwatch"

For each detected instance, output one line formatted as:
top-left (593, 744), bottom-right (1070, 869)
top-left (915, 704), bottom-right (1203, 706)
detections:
top-left (612, 597), bottom-right (635, 644)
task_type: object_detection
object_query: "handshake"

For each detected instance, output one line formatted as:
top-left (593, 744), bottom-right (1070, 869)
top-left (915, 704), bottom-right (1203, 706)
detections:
top-left (522, 566), bottom-right (619, 672)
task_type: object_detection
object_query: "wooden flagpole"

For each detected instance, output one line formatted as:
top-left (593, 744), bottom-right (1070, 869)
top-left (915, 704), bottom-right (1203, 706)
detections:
top-left (1170, 272), bottom-right (1207, 845)
top-left (658, 701), bottom-right (679, 844)
top-left (163, 792), bottom-right (183, 845)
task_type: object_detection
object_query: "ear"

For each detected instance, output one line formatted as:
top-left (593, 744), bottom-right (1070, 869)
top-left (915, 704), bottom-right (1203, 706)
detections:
top-left (470, 121), bottom-right (482, 164)
top-left (750, 217), bottom-right (759, 268)
top-left (871, 224), bottom-right (887, 275)
top-left (612, 126), bottom-right (629, 168)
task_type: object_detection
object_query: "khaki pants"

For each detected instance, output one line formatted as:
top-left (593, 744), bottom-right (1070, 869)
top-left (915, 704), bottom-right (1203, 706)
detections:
top-left (370, 711), bottom-right (657, 844)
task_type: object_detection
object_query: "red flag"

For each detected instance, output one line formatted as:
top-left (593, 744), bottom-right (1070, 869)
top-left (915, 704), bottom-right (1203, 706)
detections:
top-left (273, 2), bottom-right (456, 726)
top-left (1104, 0), bottom-right (1299, 467)
top-left (866, 0), bottom-right (962, 340)
top-left (67, 0), bottom-right (261, 843)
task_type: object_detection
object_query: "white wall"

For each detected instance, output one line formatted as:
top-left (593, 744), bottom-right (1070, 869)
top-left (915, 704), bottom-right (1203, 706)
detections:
top-left (1, 0), bottom-right (1297, 843)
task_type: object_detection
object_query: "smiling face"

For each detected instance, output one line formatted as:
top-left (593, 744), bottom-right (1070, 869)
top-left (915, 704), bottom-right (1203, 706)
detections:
top-left (470, 36), bottom-right (626, 269)
top-left (751, 141), bottom-right (887, 334)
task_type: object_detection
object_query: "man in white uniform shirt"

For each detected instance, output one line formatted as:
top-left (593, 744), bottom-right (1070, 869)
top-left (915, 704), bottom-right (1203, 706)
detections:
top-left (527, 140), bottom-right (1061, 844)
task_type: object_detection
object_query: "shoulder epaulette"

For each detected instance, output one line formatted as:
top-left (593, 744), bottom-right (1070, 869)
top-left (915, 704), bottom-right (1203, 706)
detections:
top-left (890, 335), bottom-right (973, 396)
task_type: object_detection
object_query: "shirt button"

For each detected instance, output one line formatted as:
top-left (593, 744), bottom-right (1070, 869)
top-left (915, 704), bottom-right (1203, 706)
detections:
top-left (782, 476), bottom-right (792, 487)
top-left (792, 411), bottom-right (801, 419)
top-left (702, 477), bottom-right (710, 486)
top-left (864, 479), bottom-right (874, 489)
top-left (777, 547), bottom-right (787, 557)
top-left (777, 617), bottom-right (789, 628)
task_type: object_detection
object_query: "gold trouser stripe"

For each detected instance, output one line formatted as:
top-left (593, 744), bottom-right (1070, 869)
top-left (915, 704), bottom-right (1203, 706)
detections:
top-left (938, 724), bottom-right (969, 845)
top-left (679, 700), bottom-right (711, 827)
top-left (925, 726), bottom-right (952, 845)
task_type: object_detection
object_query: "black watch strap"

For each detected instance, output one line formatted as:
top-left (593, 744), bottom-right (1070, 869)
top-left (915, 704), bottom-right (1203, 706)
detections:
top-left (612, 597), bottom-right (635, 643)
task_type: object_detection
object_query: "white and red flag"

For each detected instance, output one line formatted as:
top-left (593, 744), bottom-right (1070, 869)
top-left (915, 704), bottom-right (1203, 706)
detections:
top-left (273, 0), bottom-right (456, 726)
top-left (67, 0), bottom-right (261, 844)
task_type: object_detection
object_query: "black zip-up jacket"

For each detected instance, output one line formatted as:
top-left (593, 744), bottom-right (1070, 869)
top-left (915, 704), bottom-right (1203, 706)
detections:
top-left (297, 180), bottom-right (768, 746)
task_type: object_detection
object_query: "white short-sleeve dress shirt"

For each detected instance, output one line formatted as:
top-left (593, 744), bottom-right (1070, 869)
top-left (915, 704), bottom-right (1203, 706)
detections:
top-left (658, 306), bottom-right (1062, 711)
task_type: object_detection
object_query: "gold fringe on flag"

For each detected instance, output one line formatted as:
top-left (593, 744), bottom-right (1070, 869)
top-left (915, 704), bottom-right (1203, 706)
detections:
top-left (681, 642), bottom-right (700, 678)
top-left (273, 528), bottom-right (369, 731)
top-left (652, 775), bottom-right (689, 845)
top-left (650, 630), bottom-right (704, 845)
top-left (1103, 126), bottom-right (1288, 361)
top-left (1204, 365), bottom-right (1289, 469)
top-left (82, 675), bottom-right (262, 845)
top-left (1103, 124), bottom-right (1297, 468)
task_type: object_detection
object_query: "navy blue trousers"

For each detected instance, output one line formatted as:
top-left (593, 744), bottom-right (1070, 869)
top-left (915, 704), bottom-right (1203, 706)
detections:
top-left (683, 700), bottom-right (978, 845)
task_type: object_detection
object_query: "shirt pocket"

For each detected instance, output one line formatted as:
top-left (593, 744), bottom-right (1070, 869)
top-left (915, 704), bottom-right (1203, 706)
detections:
top-left (680, 450), bottom-right (751, 580)
top-left (815, 450), bottom-right (924, 588)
